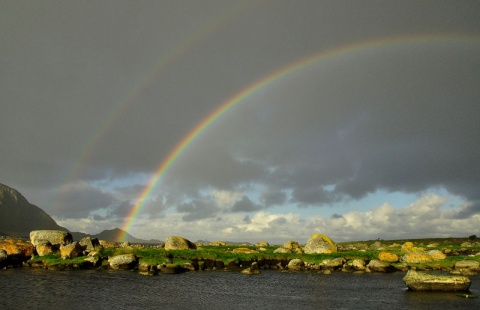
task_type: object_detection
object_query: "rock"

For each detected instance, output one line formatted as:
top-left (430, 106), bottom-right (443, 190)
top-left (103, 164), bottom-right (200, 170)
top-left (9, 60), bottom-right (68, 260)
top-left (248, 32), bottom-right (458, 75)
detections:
top-left (283, 240), bottom-right (300, 250)
top-left (60, 242), bottom-right (83, 259)
top-left (30, 230), bottom-right (72, 249)
top-left (35, 239), bottom-right (54, 256)
top-left (255, 241), bottom-right (270, 247)
top-left (83, 256), bottom-right (101, 267)
top-left (99, 240), bottom-right (117, 248)
top-left (120, 241), bottom-right (131, 248)
top-left (137, 262), bottom-right (158, 275)
top-left (401, 242), bottom-right (414, 252)
top-left (0, 238), bottom-right (34, 258)
top-left (108, 254), bottom-right (138, 270)
top-left (232, 247), bottom-right (258, 254)
top-left (378, 252), bottom-right (399, 263)
top-left (403, 270), bottom-right (471, 291)
top-left (0, 249), bottom-right (7, 267)
top-left (79, 237), bottom-right (101, 252)
top-left (287, 258), bottom-right (305, 270)
top-left (428, 250), bottom-right (446, 260)
top-left (304, 234), bottom-right (337, 254)
top-left (209, 241), bottom-right (227, 246)
top-left (164, 236), bottom-right (197, 251)
top-left (401, 252), bottom-right (433, 264)
top-left (273, 247), bottom-right (290, 254)
top-left (367, 260), bottom-right (395, 273)
top-left (321, 257), bottom-right (344, 270)
top-left (454, 260), bottom-right (480, 275)
top-left (241, 262), bottom-right (261, 275)
top-left (352, 259), bottom-right (366, 271)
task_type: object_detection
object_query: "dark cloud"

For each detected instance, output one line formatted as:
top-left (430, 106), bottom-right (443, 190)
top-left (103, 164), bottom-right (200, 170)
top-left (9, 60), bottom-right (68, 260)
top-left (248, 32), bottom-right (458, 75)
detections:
top-left (1, 1), bottom-right (479, 239)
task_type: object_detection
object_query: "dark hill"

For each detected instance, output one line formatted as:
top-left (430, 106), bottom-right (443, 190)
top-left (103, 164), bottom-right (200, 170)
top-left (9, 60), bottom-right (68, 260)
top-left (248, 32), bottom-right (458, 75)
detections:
top-left (0, 183), bottom-right (67, 237)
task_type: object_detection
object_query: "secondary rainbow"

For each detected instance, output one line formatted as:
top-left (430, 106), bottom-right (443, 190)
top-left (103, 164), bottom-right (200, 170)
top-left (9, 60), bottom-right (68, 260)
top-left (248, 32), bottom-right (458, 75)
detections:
top-left (117, 33), bottom-right (480, 241)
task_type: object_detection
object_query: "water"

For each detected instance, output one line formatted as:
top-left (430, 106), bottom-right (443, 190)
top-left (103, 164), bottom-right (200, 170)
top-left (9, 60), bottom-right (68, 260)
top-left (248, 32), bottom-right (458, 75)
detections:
top-left (1, 269), bottom-right (479, 309)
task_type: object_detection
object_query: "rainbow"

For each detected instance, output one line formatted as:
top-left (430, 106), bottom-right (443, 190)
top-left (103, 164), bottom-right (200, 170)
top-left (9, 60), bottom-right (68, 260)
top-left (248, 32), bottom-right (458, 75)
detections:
top-left (117, 33), bottom-right (480, 241)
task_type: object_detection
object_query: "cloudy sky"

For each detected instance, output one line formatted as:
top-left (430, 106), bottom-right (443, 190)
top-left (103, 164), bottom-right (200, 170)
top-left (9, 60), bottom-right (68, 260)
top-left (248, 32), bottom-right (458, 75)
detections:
top-left (1, 1), bottom-right (480, 243)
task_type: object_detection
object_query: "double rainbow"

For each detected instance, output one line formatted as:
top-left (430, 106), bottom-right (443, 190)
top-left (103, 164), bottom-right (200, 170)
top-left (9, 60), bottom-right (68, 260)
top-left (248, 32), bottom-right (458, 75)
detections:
top-left (117, 33), bottom-right (480, 241)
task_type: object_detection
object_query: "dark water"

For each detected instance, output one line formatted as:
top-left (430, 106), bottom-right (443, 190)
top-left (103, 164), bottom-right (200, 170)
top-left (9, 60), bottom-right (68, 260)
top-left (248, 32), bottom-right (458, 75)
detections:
top-left (1, 269), bottom-right (479, 309)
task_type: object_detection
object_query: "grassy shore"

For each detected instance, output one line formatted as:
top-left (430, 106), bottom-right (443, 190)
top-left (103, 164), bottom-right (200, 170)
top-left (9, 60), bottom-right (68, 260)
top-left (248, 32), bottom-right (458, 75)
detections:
top-left (23, 237), bottom-right (480, 273)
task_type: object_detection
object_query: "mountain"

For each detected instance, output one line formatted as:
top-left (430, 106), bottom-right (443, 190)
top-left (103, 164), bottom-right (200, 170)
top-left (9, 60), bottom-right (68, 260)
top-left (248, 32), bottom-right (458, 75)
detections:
top-left (0, 183), bottom-right (67, 237)
top-left (70, 228), bottom-right (162, 244)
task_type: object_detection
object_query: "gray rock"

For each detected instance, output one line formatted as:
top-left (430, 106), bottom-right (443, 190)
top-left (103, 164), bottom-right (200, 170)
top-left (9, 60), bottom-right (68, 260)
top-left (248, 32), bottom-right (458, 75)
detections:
top-left (108, 254), bottom-right (138, 270)
top-left (60, 242), bottom-right (83, 259)
top-left (30, 230), bottom-right (72, 249)
top-left (403, 270), bottom-right (471, 291)
top-left (453, 260), bottom-right (480, 275)
top-left (321, 257), bottom-right (344, 270)
top-left (79, 237), bottom-right (101, 252)
top-left (304, 234), bottom-right (337, 254)
top-left (164, 236), bottom-right (197, 251)
top-left (287, 258), bottom-right (305, 270)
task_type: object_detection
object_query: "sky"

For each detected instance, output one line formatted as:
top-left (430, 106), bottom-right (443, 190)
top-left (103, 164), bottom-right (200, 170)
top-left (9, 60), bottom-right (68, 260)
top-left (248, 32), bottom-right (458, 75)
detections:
top-left (1, 1), bottom-right (480, 244)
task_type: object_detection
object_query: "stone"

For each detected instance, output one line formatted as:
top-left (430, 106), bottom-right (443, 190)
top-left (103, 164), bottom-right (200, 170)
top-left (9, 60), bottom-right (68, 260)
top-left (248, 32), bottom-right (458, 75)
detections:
top-left (401, 252), bottom-right (433, 264)
top-left (367, 259), bottom-right (395, 273)
top-left (35, 239), bottom-right (54, 256)
top-left (304, 234), bottom-right (337, 254)
top-left (283, 240), bottom-right (300, 250)
top-left (0, 238), bottom-right (34, 258)
top-left (428, 250), bottom-right (446, 260)
top-left (164, 236), bottom-right (197, 251)
top-left (287, 258), bottom-right (305, 270)
top-left (108, 254), bottom-right (138, 270)
top-left (99, 240), bottom-right (117, 248)
top-left (454, 260), bottom-right (480, 275)
top-left (321, 257), bottom-right (344, 270)
top-left (83, 256), bottom-right (101, 267)
top-left (0, 249), bottom-right (7, 265)
top-left (241, 262), bottom-right (261, 275)
top-left (60, 242), bottom-right (83, 259)
top-left (30, 230), bottom-right (72, 249)
top-left (378, 252), bottom-right (399, 263)
top-left (401, 242), bottom-right (414, 252)
top-left (255, 241), bottom-right (270, 247)
top-left (403, 270), bottom-right (471, 291)
top-left (273, 247), bottom-right (290, 254)
top-left (79, 237), bottom-right (101, 252)
top-left (209, 241), bottom-right (227, 246)
top-left (232, 247), bottom-right (258, 254)
top-left (352, 259), bottom-right (366, 271)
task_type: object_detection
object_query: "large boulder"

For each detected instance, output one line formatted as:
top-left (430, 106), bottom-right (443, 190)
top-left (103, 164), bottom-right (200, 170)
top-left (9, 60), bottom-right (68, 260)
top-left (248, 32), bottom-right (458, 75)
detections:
top-left (304, 234), bottom-right (337, 254)
top-left (164, 236), bottom-right (197, 251)
top-left (403, 270), bottom-right (471, 291)
top-left (108, 254), bottom-right (138, 270)
top-left (60, 242), bottom-right (83, 259)
top-left (30, 230), bottom-right (72, 249)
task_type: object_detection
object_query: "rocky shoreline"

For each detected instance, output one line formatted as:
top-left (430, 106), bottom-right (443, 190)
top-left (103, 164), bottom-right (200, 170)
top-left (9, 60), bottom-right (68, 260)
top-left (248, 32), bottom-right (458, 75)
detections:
top-left (2, 231), bottom-right (480, 287)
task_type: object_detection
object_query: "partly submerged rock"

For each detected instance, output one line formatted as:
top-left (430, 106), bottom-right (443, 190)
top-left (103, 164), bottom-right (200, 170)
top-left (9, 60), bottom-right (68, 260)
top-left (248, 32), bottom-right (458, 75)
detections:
top-left (287, 258), bottom-right (305, 271)
top-left (367, 259), bottom-right (395, 273)
top-left (241, 262), bottom-right (261, 275)
top-left (403, 270), bottom-right (471, 291)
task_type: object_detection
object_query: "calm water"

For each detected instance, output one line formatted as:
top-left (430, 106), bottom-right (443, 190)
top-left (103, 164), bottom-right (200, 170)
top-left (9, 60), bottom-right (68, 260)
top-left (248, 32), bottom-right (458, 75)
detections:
top-left (1, 269), bottom-right (479, 309)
